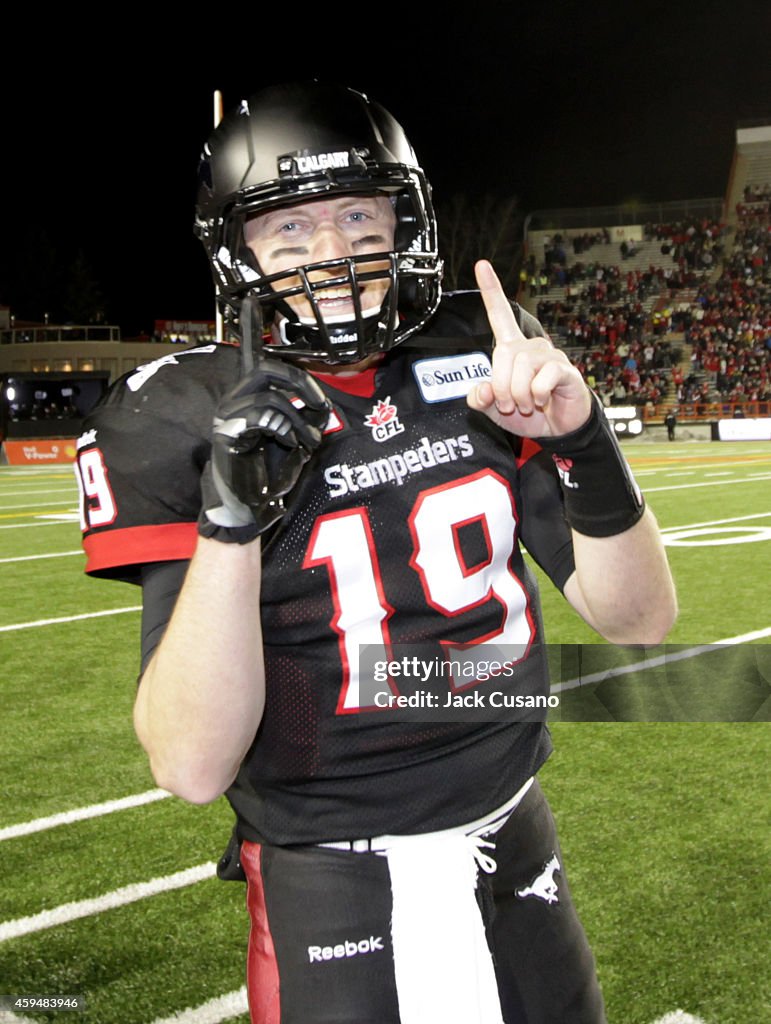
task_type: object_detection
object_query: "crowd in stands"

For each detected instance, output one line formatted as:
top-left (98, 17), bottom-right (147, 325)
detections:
top-left (572, 339), bottom-right (676, 410)
top-left (643, 217), bottom-right (725, 271)
top-left (681, 205), bottom-right (771, 405)
top-left (532, 260), bottom-right (691, 303)
top-left (530, 219), bottom-right (725, 343)
top-left (736, 183), bottom-right (771, 220)
top-left (519, 210), bottom-right (771, 412)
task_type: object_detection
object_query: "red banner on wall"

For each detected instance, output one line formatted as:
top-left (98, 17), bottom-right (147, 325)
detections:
top-left (2, 440), bottom-right (78, 464)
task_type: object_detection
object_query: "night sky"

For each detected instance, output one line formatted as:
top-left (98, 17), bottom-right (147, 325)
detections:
top-left (1, 2), bottom-right (768, 335)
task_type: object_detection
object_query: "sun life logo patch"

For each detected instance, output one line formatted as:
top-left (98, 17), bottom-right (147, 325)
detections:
top-left (364, 397), bottom-right (405, 443)
top-left (413, 352), bottom-right (492, 403)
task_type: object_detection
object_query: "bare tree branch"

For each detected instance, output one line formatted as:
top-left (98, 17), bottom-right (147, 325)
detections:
top-left (437, 193), bottom-right (524, 294)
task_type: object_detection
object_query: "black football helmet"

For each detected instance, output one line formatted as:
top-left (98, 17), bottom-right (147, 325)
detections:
top-left (195, 82), bottom-right (443, 364)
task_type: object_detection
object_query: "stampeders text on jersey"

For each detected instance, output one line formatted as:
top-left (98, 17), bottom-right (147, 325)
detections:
top-left (324, 433), bottom-right (474, 498)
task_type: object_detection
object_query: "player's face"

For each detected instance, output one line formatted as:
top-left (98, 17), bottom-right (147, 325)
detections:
top-left (243, 194), bottom-right (396, 325)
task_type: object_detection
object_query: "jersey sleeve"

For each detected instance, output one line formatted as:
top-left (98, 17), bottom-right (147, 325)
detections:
top-left (75, 361), bottom-right (219, 582)
top-left (514, 437), bottom-right (575, 591)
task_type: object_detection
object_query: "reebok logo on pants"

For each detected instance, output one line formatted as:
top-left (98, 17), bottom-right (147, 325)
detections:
top-left (308, 935), bottom-right (385, 963)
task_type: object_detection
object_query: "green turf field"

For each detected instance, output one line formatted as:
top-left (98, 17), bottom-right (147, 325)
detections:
top-left (0, 442), bottom-right (769, 1024)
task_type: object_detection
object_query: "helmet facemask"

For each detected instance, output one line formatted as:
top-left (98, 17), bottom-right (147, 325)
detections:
top-left (212, 178), bottom-right (439, 365)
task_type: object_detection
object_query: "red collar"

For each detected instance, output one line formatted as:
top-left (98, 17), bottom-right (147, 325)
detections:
top-left (311, 365), bottom-right (379, 398)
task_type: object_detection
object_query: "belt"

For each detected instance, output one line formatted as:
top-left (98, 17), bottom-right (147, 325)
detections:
top-left (319, 776), bottom-right (534, 872)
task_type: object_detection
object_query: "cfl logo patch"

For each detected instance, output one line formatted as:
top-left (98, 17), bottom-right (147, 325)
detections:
top-left (364, 397), bottom-right (405, 443)
top-left (552, 455), bottom-right (579, 490)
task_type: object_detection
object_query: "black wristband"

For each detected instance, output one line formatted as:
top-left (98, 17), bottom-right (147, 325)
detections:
top-left (196, 461), bottom-right (269, 545)
top-left (197, 512), bottom-right (263, 545)
top-left (536, 394), bottom-right (645, 537)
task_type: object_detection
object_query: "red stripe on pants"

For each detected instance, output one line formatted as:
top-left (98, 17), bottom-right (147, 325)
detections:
top-left (242, 841), bottom-right (281, 1023)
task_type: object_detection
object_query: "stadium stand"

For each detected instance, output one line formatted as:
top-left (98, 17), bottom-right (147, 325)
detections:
top-left (518, 125), bottom-right (771, 426)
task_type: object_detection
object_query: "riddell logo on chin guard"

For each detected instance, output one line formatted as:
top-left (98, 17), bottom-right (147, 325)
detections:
top-left (364, 397), bottom-right (405, 442)
top-left (308, 934), bottom-right (385, 963)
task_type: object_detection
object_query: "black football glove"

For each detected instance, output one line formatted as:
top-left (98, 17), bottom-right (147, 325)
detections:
top-left (198, 357), bottom-right (330, 543)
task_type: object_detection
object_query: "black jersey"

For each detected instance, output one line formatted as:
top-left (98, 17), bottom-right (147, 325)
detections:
top-left (77, 295), bottom-right (576, 845)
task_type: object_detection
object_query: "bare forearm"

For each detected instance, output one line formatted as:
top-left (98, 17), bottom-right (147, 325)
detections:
top-left (564, 507), bottom-right (677, 646)
top-left (133, 536), bottom-right (265, 803)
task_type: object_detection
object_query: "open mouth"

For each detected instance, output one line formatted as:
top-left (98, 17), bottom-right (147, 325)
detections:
top-left (299, 281), bottom-right (387, 324)
top-left (299, 302), bottom-right (381, 327)
top-left (315, 285), bottom-right (357, 308)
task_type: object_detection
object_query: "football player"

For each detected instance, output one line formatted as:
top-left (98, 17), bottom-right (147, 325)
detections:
top-left (77, 82), bottom-right (676, 1023)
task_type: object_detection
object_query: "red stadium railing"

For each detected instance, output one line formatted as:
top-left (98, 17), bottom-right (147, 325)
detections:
top-left (642, 401), bottom-right (771, 422)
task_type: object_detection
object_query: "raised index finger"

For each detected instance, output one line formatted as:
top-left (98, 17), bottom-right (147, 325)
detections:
top-left (474, 259), bottom-right (527, 349)
top-left (475, 259), bottom-right (528, 412)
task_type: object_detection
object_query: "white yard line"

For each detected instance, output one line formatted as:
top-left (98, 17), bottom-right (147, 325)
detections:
top-left (0, 789), bottom-right (172, 843)
top-left (644, 475), bottom-right (771, 493)
top-left (0, 500), bottom-right (76, 511)
top-left (0, 550), bottom-right (82, 564)
top-left (0, 468), bottom-right (69, 476)
top-left (553, 627), bottom-right (771, 693)
top-left (0, 521), bottom-right (76, 530)
top-left (659, 511), bottom-right (771, 532)
top-left (0, 863), bottom-right (216, 943)
top-left (0, 488), bottom-right (75, 497)
top-left (146, 988), bottom-right (248, 1024)
top-left (649, 1013), bottom-right (708, 1024)
top-left (0, 607), bottom-right (141, 632)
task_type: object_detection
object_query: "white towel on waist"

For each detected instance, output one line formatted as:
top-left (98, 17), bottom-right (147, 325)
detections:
top-left (386, 830), bottom-right (505, 1024)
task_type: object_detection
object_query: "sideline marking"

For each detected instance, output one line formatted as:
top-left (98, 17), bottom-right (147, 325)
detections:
top-left (553, 627), bottom-right (771, 693)
top-left (0, 789), bottom-right (172, 843)
top-left (147, 988), bottom-right (248, 1024)
top-left (0, 607), bottom-right (141, 633)
top-left (0, 863), bottom-right (216, 943)
top-left (0, 550), bottom-right (82, 565)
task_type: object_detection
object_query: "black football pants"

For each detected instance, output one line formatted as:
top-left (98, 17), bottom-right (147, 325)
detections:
top-left (241, 779), bottom-right (606, 1023)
